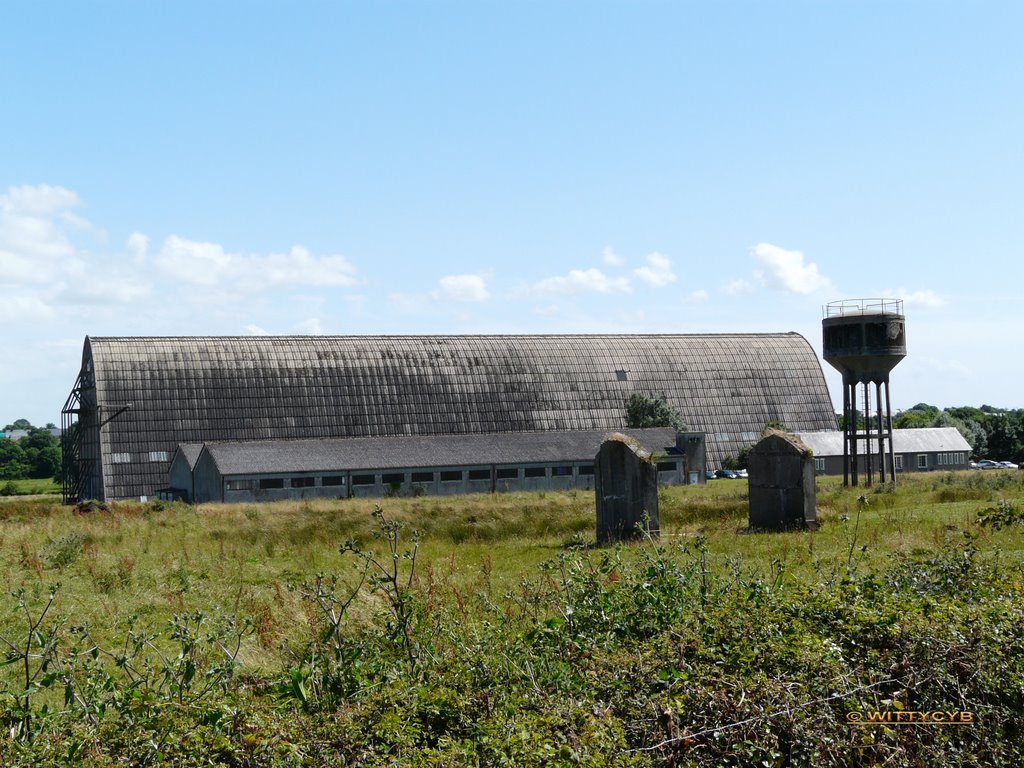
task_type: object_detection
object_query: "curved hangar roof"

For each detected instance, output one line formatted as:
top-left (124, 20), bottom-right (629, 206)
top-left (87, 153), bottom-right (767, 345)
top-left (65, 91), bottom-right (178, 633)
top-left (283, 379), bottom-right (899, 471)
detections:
top-left (74, 334), bottom-right (835, 500)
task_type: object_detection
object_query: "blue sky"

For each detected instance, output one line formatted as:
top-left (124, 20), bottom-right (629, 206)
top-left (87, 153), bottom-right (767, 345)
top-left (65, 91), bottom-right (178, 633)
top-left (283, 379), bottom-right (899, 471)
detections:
top-left (2, 1), bottom-right (1022, 427)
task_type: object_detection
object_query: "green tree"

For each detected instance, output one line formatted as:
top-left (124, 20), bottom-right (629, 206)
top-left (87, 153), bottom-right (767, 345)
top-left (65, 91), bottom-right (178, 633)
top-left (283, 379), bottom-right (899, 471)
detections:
top-left (2, 418), bottom-right (33, 432)
top-left (625, 393), bottom-right (687, 431)
top-left (722, 444), bottom-right (754, 470)
top-left (836, 409), bottom-right (866, 431)
top-left (18, 428), bottom-right (60, 479)
top-left (986, 411), bottom-right (1024, 463)
top-left (930, 410), bottom-right (982, 453)
top-left (0, 439), bottom-right (29, 479)
top-left (942, 405), bottom-right (991, 423)
top-left (28, 444), bottom-right (61, 479)
top-left (0, 425), bottom-right (61, 480)
top-left (893, 403), bottom-right (939, 429)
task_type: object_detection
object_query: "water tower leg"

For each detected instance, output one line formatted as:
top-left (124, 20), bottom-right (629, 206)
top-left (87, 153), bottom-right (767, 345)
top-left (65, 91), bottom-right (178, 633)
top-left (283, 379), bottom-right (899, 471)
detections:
top-left (863, 382), bottom-right (873, 487)
top-left (885, 380), bottom-right (897, 483)
top-left (842, 380), bottom-right (851, 487)
top-left (876, 381), bottom-right (886, 483)
top-left (847, 379), bottom-right (859, 487)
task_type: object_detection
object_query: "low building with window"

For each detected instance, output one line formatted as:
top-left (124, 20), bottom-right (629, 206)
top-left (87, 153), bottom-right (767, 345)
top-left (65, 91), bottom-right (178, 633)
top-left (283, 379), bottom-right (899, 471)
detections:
top-left (793, 428), bottom-right (972, 475)
top-left (168, 429), bottom-right (706, 503)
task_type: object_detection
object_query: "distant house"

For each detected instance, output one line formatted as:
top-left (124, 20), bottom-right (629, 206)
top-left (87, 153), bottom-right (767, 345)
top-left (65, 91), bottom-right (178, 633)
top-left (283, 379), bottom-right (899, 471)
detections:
top-left (793, 428), bottom-right (972, 475)
top-left (163, 429), bottom-right (708, 503)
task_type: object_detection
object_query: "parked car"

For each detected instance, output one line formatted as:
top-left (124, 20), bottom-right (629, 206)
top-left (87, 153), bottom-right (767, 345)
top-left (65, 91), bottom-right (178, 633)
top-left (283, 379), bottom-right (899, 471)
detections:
top-left (975, 460), bottom-right (1003, 470)
top-left (705, 470), bottom-right (716, 480)
top-left (715, 469), bottom-right (739, 479)
top-left (735, 468), bottom-right (748, 478)
top-left (999, 461), bottom-right (1019, 470)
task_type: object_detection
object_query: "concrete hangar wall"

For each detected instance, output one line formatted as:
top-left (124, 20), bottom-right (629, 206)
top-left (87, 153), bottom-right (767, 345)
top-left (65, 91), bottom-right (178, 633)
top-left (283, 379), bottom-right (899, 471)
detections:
top-left (61, 334), bottom-right (837, 502)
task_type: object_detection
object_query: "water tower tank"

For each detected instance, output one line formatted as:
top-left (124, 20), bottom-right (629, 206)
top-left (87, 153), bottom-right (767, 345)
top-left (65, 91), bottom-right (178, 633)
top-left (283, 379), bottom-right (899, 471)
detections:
top-left (822, 298), bottom-right (906, 383)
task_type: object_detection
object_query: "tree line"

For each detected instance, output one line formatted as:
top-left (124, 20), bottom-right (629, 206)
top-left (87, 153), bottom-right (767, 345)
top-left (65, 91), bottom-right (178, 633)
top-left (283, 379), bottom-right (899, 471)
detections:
top-left (896, 403), bottom-right (1024, 463)
top-left (842, 403), bottom-right (1024, 463)
top-left (0, 420), bottom-right (62, 480)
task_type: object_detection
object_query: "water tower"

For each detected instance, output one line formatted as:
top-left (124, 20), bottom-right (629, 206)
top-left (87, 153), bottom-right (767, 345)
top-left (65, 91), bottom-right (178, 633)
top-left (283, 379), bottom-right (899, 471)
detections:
top-left (822, 298), bottom-right (906, 486)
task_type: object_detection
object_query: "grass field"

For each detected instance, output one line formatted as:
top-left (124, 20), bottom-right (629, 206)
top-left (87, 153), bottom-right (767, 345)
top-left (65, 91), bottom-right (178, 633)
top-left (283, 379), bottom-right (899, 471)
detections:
top-left (1, 471), bottom-right (1022, 765)
top-left (0, 477), bottom-right (61, 496)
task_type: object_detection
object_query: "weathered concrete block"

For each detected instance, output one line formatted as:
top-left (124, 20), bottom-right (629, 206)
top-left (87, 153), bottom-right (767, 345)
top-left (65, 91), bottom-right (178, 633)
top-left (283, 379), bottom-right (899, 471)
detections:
top-left (748, 431), bottom-right (817, 530)
top-left (595, 433), bottom-right (660, 543)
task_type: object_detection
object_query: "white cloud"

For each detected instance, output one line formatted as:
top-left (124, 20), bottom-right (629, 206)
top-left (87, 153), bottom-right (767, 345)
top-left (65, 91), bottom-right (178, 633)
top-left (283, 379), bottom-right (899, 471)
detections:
top-left (65, 269), bottom-right (152, 304)
top-left (1, 184), bottom-right (80, 217)
top-left (0, 184), bottom-right (81, 284)
top-left (154, 237), bottom-right (358, 290)
top-left (684, 289), bottom-right (709, 303)
top-left (891, 289), bottom-right (944, 308)
top-left (431, 273), bottom-right (491, 303)
top-left (126, 232), bottom-right (149, 263)
top-left (723, 279), bottom-right (754, 296)
top-left (602, 246), bottom-right (624, 266)
top-left (916, 356), bottom-right (971, 377)
top-left (633, 251), bottom-right (676, 288)
top-left (261, 246), bottom-right (357, 288)
top-left (155, 236), bottom-right (234, 286)
top-left (244, 324), bottom-right (269, 335)
top-left (751, 242), bottom-right (832, 294)
top-left (534, 268), bottom-right (631, 295)
top-left (296, 318), bottom-right (326, 334)
top-left (0, 294), bottom-right (58, 322)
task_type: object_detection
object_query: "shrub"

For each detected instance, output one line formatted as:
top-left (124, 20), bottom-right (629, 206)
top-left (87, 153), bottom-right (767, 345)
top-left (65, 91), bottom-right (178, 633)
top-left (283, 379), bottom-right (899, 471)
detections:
top-left (41, 533), bottom-right (85, 569)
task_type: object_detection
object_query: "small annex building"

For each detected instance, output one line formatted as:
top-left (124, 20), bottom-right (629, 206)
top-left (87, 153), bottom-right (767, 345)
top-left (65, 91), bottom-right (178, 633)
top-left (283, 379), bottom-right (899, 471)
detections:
top-left (62, 334), bottom-right (838, 502)
top-left (793, 427), bottom-right (972, 475)
top-left (167, 428), bottom-right (700, 503)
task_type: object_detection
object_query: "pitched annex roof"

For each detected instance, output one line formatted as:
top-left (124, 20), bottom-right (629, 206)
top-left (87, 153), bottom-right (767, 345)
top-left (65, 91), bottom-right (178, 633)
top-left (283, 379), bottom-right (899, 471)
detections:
top-left (197, 428), bottom-right (680, 476)
top-left (794, 427), bottom-right (971, 457)
top-left (173, 443), bottom-right (204, 470)
top-left (74, 333), bottom-right (836, 499)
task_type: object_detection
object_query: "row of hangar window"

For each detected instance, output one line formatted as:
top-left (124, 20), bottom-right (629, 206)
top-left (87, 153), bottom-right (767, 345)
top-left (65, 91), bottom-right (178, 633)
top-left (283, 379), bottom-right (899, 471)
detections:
top-left (224, 461), bottom-right (682, 491)
top-left (811, 452), bottom-right (967, 472)
top-left (112, 452), bottom-right (168, 463)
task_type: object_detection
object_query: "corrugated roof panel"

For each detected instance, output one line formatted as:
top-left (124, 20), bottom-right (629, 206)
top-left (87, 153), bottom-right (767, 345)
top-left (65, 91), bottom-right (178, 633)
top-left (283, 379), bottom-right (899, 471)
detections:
top-left (795, 428), bottom-right (971, 457)
top-left (201, 427), bottom-right (679, 475)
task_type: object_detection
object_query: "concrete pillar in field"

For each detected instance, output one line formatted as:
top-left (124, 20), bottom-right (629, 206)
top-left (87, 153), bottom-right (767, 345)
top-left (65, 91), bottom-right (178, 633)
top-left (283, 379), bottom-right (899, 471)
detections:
top-left (747, 430), bottom-right (818, 530)
top-left (595, 433), bottom-right (660, 543)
